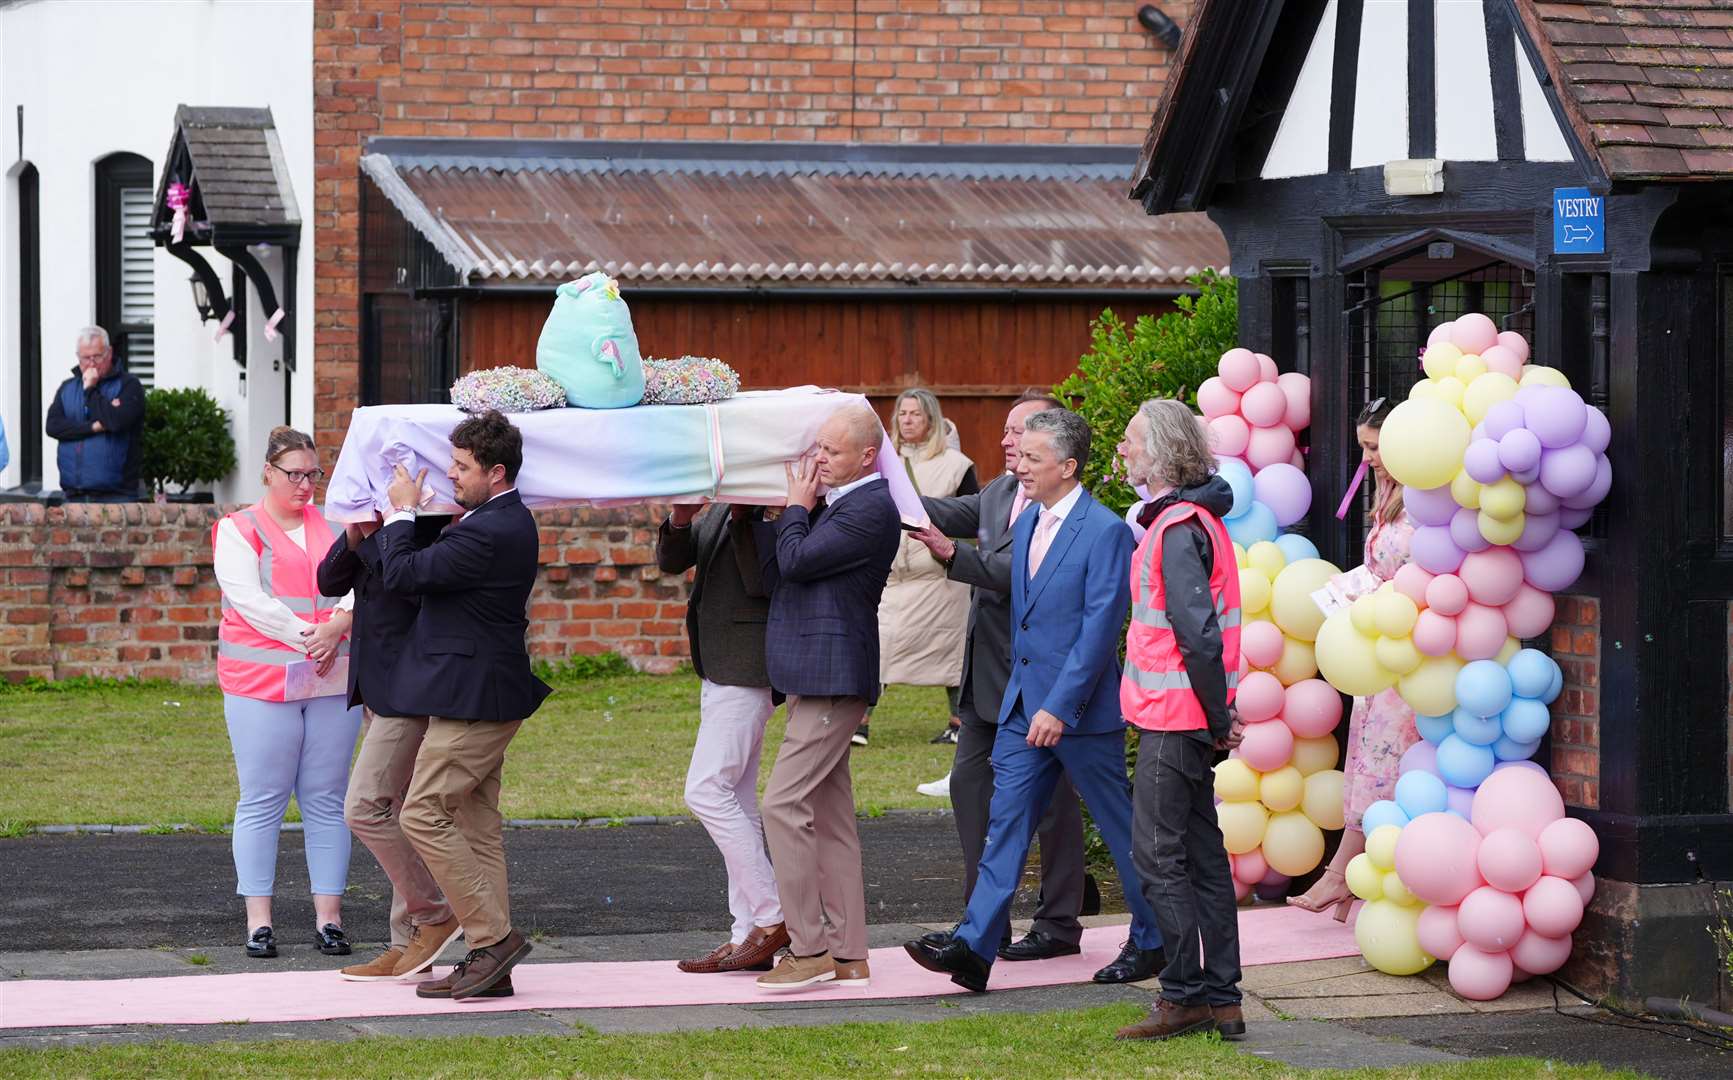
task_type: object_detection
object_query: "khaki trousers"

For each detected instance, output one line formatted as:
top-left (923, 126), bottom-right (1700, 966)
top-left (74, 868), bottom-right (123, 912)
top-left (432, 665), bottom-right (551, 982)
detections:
top-left (344, 710), bottom-right (455, 947)
top-left (761, 694), bottom-right (868, 960)
top-left (399, 717), bottom-right (521, 950)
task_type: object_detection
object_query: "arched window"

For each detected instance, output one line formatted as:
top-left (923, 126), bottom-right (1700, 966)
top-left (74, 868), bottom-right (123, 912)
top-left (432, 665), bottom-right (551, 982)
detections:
top-left (94, 151), bottom-right (155, 386)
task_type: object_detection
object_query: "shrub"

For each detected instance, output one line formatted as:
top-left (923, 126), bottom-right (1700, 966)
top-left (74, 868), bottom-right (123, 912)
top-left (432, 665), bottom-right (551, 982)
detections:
top-left (140, 387), bottom-right (237, 495)
top-left (532, 652), bottom-right (636, 683)
top-left (1054, 269), bottom-right (1239, 513)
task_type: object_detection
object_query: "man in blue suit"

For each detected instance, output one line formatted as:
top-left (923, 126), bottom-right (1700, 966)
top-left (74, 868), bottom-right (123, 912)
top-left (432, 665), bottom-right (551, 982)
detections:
top-left (905, 407), bottom-right (1165, 992)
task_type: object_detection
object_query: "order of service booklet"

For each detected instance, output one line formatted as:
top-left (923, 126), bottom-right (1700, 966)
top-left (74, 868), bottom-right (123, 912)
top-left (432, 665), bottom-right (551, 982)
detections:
top-left (283, 657), bottom-right (350, 702)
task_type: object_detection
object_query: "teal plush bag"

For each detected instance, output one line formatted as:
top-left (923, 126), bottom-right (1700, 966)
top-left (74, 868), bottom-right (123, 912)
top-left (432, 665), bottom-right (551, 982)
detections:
top-left (535, 272), bottom-right (646, 409)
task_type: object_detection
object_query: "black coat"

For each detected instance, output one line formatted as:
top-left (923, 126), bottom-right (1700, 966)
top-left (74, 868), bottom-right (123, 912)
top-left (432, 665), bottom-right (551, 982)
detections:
top-left (655, 505), bottom-right (771, 688)
top-left (316, 514), bottom-right (450, 715)
top-left (375, 489), bottom-right (552, 723)
top-left (922, 471), bottom-right (1022, 722)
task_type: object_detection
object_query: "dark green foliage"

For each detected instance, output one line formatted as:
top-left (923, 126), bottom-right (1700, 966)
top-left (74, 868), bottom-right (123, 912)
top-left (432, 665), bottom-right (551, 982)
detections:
top-left (140, 387), bottom-right (238, 494)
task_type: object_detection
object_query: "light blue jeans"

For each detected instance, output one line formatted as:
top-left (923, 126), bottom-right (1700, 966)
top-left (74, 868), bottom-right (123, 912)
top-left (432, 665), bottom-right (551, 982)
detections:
top-left (223, 693), bottom-right (364, 896)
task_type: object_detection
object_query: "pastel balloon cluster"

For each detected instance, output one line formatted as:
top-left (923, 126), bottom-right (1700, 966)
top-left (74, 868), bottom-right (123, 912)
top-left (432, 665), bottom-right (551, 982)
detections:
top-left (1344, 824), bottom-right (1433, 976)
top-left (1391, 767), bottom-right (1599, 999)
top-left (1236, 543), bottom-right (1334, 685)
top-left (1200, 348), bottom-right (1314, 545)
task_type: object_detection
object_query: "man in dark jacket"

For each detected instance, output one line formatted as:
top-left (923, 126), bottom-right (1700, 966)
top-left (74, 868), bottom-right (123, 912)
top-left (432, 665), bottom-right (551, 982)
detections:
top-left (45, 327), bottom-right (144, 501)
top-left (377, 409), bottom-right (552, 1002)
top-left (656, 501), bottom-right (787, 975)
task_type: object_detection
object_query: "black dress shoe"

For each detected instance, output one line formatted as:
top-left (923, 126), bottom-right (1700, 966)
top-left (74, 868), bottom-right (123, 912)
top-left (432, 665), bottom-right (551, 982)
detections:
top-left (316, 923), bottom-right (351, 956)
top-left (245, 926), bottom-right (277, 959)
top-left (998, 930), bottom-right (1083, 962)
top-left (904, 937), bottom-right (991, 993)
top-left (1093, 940), bottom-right (1166, 984)
top-left (918, 923), bottom-right (958, 949)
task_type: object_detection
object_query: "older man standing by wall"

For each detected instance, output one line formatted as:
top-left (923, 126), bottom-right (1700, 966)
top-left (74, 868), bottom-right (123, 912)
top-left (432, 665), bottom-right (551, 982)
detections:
top-left (45, 327), bottom-right (145, 502)
top-left (751, 406), bottom-right (901, 992)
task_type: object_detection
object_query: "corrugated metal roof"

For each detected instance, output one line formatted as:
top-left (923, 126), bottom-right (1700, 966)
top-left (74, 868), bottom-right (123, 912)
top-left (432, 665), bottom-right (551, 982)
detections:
top-left (360, 140), bottom-right (1228, 288)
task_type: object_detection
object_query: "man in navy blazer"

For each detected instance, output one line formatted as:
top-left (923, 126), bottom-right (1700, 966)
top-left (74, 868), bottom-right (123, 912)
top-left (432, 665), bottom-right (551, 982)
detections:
top-left (377, 409), bottom-right (551, 1002)
top-left (905, 407), bottom-right (1165, 993)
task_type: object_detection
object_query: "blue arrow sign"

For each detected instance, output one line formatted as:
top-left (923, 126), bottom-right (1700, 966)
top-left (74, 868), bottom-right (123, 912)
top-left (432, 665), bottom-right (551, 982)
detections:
top-left (1553, 188), bottom-right (1604, 255)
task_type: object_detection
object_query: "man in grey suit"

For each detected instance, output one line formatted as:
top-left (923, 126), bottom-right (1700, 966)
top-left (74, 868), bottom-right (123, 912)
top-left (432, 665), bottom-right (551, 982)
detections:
top-left (908, 391), bottom-right (1090, 962)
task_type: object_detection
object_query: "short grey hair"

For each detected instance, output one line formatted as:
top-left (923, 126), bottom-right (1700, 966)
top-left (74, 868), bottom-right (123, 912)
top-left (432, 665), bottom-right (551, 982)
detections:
top-left (1023, 407), bottom-right (1091, 474)
top-left (76, 326), bottom-right (111, 351)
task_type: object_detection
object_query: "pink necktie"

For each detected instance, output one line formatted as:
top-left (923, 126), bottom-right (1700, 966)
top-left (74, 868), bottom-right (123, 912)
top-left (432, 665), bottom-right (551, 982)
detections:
top-left (1008, 487), bottom-right (1030, 531)
top-left (1027, 511), bottom-right (1059, 579)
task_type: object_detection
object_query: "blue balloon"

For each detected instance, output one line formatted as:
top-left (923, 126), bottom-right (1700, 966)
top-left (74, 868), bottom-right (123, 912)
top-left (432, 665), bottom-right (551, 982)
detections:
top-left (1415, 712), bottom-right (1455, 745)
top-left (1500, 697), bottom-right (1552, 743)
top-left (1455, 659), bottom-right (1514, 719)
top-left (1506, 649), bottom-right (1557, 699)
top-left (1274, 532), bottom-right (1320, 563)
top-left (1451, 707), bottom-right (1504, 747)
top-left (1361, 799), bottom-right (1411, 836)
top-left (1544, 665), bottom-right (1564, 705)
top-left (1226, 500), bottom-right (1279, 546)
top-left (1493, 734), bottom-right (1543, 762)
top-left (1394, 770), bottom-right (1448, 819)
top-left (1218, 458), bottom-right (1255, 519)
top-left (1436, 734), bottom-right (1497, 789)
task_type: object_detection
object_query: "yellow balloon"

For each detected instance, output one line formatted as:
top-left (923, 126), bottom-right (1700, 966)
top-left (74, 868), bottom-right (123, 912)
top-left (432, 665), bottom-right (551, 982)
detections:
top-left (1349, 594), bottom-right (1379, 636)
top-left (1379, 398), bottom-right (1471, 490)
top-left (1374, 633), bottom-right (1424, 676)
top-left (1233, 541), bottom-right (1249, 569)
top-left (1247, 541), bottom-right (1286, 581)
top-left (1477, 509), bottom-right (1525, 546)
top-left (1365, 823), bottom-right (1403, 870)
top-left (1454, 354), bottom-right (1487, 382)
top-left (1382, 870), bottom-right (1418, 907)
top-left (1345, 852), bottom-right (1384, 901)
top-left (1216, 801), bottom-right (1269, 855)
top-left (1398, 653), bottom-right (1463, 717)
top-left (1259, 765), bottom-right (1304, 812)
top-left (1480, 476), bottom-right (1526, 519)
top-left (1462, 371), bottom-right (1520, 425)
top-left (1421, 341), bottom-right (1462, 381)
top-left (1408, 380), bottom-right (1436, 402)
top-left (1430, 376), bottom-right (1466, 409)
top-left (1520, 364), bottom-right (1572, 389)
top-left (1495, 636), bottom-right (1522, 665)
top-left (1372, 591), bottom-right (1419, 638)
top-left (1451, 467), bottom-right (1482, 509)
top-left (1292, 735), bottom-right (1340, 776)
top-left (1302, 769), bottom-right (1346, 830)
top-left (1355, 899), bottom-right (1434, 975)
top-left (1239, 568), bottom-right (1273, 615)
top-left (1262, 811), bottom-right (1326, 877)
top-left (1270, 558), bottom-right (1342, 642)
top-left (1270, 636), bottom-right (1318, 686)
top-left (1213, 758), bottom-right (1262, 803)
top-left (1315, 610), bottom-right (1398, 696)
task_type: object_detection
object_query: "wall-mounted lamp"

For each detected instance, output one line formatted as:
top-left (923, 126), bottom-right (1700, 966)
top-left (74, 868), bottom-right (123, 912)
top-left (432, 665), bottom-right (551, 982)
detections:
top-left (189, 272), bottom-right (217, 322)
top-left (1137, 5), bottom-right (1182, 49)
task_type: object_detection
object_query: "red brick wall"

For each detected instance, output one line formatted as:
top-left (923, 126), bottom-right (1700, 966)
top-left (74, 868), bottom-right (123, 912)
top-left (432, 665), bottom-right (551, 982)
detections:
top-left (312, 0), bottom-right (1192, 470)
top-left (0, 503), bottom-right (690, 684)
top-left (1549, 594), bottom-right (1601, 809)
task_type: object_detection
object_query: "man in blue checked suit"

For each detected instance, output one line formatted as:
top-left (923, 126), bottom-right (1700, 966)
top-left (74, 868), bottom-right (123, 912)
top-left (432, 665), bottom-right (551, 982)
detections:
top-left (905, 407), bottom-right (1165, 993)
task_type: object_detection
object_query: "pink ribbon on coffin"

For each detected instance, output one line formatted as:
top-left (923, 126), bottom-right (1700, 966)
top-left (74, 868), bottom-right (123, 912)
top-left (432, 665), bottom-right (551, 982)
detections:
top-left (1336, 460), bottom-right (1369, 520)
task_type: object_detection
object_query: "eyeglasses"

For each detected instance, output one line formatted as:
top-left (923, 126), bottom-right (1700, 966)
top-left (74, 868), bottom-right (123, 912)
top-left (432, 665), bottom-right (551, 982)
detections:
top-left (270, 463), bottom-right (325, 486)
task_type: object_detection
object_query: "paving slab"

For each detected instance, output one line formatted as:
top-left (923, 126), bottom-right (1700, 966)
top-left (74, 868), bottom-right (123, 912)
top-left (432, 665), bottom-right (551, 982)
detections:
top-left (0, 949), bottom-right (196, 981)
top-left (1256, 969), bottom-right (1449, 1001)
top-left (1271, 989), bottom-right (1478, 1020)
top-left (1237, 1018), bottom-right (1468, 1069)
top-left (1344, 1009), bottom-right (1733, 1080)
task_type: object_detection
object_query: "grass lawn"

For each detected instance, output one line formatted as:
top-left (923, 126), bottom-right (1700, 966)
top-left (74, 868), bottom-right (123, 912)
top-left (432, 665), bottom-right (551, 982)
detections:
top-left (0, 675), bottom-right (961, 831)
top-left (0, 1006), bottom-right (1644, 1079)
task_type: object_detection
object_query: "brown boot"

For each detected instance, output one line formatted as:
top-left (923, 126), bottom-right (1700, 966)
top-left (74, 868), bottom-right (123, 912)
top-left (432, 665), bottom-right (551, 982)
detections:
top-left (717, 923), bottom-right (790, 973)
top-left (393, 917), bottom-right (463, 979)
top-left (415, 962), bottom-right (514, 999)
top-left (1212, 1003), bottom-right (1246, 1040)
top-left (449, 929), bottom-right (532, 1001)
top-left (339, 946), bottom-right (405, 983)
top-left (1115, 999), bottom-right (1218, 1041)
top-left (677, 941), bottom-right (737, 974)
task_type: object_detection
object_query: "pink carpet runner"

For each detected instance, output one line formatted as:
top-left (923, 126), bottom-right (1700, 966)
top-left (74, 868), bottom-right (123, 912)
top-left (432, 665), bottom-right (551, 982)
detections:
top-left (0, 906), bottom-right (1357, 1029)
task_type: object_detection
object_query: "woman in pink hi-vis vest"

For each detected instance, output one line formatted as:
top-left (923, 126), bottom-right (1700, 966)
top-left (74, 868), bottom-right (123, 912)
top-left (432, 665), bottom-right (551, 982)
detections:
top-left (212, 427), bottom-right (362, 961)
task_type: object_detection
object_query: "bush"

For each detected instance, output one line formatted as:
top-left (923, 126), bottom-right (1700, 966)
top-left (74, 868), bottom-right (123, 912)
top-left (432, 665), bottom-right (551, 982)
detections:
top-left (1054, 269), bottom-right (1239, 513)
top-left (140, 387), bottom-right (237, 495)
top-left (532, 652), bottom-right (637, 683)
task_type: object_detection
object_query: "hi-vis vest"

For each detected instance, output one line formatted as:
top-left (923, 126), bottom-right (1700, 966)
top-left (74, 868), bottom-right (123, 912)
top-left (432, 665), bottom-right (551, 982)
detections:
top-left (213, 505), bottom-right (346, 701)
top-left (1120, 501), bottom-right (1242, 732)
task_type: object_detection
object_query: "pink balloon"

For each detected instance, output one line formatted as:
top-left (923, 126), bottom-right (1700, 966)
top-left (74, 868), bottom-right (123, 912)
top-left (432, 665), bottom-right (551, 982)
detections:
top-left (1417, 903), bottom-right (1465, 961)
top-left (1240, 717), bottom-right (1296, 772)
top-left (1521, 529), bottom-right (1585, 593)
top-left (1246, 423), bottom-right (1297, 471)
top-left (1234, 878), bottom-right (1252, 902)
top-left (1481, 344), bottom-right (1524, 380)
top-left (1477, 828), bottom-right (1544, 893)
top-left (1459, 885), bottom-right (1528, 951)
top-left (1428, 321), bottom-right (1455, 347)
top-left (1460, 548), bottom-right (1525, 607)
top-left (1451, 313), bottom-right (1500, 355)
top-left (1239, 649), bottom-right (1251, 680)
top-left (1198, 376), bottom-right (1241, 420)
top-left (1219, 348), bottom-right (1261, 392)
top-left (1449, 944), bottom-right (1515, 1001)
top-left (1277, 371), bottom-right (1312, 431)
top-left (1289, 448), bottom-right (1308, 471)
top-left (1233, 847), bottom-right (1268, 885)
top-left (1511, 928), bottom-right (1572, 976)
top-left (1497, 330), bottom-right (1531, 363)
top-left (1242, 621), bottom-right (1287, 670)
top-left (1502, 584), bottom-right (1557, 640)
top-left (1395, 812), bottom-right (1486, 907)
top-left (1282, 679), bottom-right (1344, 739)
top-left (1255, 353), bottom-right (1280, 383)
top-left (1455, 602), bottom-right (1510, 661)
top-left (1240, 382), bottom-right (1287, 427)
top-left (1537, 817), bottom-right (1600, 881)
top-left (1393, 563), bottom-right (1435, 605)
top-left (1412, 525), bottom-right (1467, 575)
top-left (1237, 671), bottom-right (1286, 724)
top-left (1523, 875), bottom-right (1586, 938)
top-left (1571, 871), bottom-right (1596, 906)
top-left (1425, 574), bottom-right (1470, 616)
top-left (1208, 414), bottom-right (1251, 457)
top-left (1412, 609), bottom-right (1459, 657)
top-left (1471, 766), bottom-right (1566, 840)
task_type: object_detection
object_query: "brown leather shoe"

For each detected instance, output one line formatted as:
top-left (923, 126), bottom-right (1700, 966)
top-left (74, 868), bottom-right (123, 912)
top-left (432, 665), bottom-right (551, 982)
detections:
top-left (415, 962), bottom-right (514, 999)
top-left (393, 917), bottom-right (463, 979)
top-left (677, 941), bottom-right (737, 974)
top-left (339, 946), bottom-right (405, 982)
top-left (832, 958), bottom-right (871, 987)
top-left (1212, 1003), bottom-right (1246, 1040)
top-left (717, 923), bottom-right (790, 973)
top-left (450, 929), bottom-right (532, 1001)
top-left (1115, 999), bottom-right (1218, 1041)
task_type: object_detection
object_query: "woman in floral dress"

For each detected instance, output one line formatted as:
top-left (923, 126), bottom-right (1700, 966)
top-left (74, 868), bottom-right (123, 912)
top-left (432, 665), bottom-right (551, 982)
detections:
top-left (1288, 398), bottom-right (1419, 920)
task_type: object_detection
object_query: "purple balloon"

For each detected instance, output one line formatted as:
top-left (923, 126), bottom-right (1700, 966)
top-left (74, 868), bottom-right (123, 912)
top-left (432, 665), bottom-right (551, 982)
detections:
top-left (1399, 742), bottom-right (1439, 776)
top-left (1405, 484), bottom-right (1458, 527)
top-left (1521, 528), bottom-right (1586, 592)
top-left (1581, 406), bottom-right (1611, 455)
top-left (1465, 438), bottom-right (1506, 484)
top-left (1450, 506), bottom-right (1493, 553)
top-left (1539, 444), bottom-right (1597, 499)
top-left (1560, 505), bottom-right (1593, 530)
top-left (1523, 483), bottom-right (1561, 516)
top-left (1511, 509), bottom-right (1561, 553)
top-left (1253, 463), bottom-right (1313, 527)
top-left (1561, 454), bottom-right (1612, 510)
top-left (1412, 524), bottom-right (1468, 574)
top-left (1483, 400), bottom-right (1527, 441)
top-left (1514, 385), bottom-right (1550, 412)
top-left (1527, 387), bottom-right (1589, 449)
top-left (1498, 428), bottom-right (1543, 474)
top-left (1445, 784), bottom-right (1477, 818)
top-left (1259, 868), bottom-right (1291, 888)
